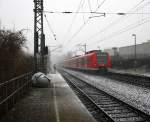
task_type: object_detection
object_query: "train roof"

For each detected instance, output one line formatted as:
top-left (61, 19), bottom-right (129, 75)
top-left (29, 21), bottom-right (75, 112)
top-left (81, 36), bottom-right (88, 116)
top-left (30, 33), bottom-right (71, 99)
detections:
top-left (85, 50), bottom-right (102, 54)
top-left (71, 55), bottom-right (80, 58)
top-left (64, 50), bottom-right (107, 62)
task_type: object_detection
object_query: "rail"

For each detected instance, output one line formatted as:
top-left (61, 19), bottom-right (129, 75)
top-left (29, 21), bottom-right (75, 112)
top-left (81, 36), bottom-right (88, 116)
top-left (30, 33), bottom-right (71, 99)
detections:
top-left (60, 69), bottom-right (150, 122)
top-left (0, 72), bottom-right (34, 117)
top-left (103, 71), bottom-right (150, 88)
top-left (66, 68), bottom-right (150, 88)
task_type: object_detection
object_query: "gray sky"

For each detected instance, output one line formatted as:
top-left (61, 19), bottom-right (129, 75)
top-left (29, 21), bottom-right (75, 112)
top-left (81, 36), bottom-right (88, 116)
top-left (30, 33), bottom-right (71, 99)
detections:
top-left (0, 0), bottom-right (150, 55)
top-left (0, 0), bottom-right (33, 52)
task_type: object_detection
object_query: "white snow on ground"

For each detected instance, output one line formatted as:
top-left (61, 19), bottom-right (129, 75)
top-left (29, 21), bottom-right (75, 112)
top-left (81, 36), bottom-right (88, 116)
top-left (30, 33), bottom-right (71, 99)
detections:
top-left (142, 73), bottom-right (150, 77)
top-left (63, 69), bottom-right (150, 115)
top-left (109, 68), bottom-right (150, 77)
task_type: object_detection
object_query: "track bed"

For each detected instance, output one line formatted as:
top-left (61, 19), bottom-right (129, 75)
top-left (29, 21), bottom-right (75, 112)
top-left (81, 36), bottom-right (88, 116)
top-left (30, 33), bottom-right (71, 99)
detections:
top-left (60, 70), bottom-right (150, 122)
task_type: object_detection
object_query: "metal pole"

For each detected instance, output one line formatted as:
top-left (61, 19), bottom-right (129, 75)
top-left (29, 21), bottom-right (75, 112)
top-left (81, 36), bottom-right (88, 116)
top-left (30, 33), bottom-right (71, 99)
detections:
top-left (81, 43), bottom-right (87, 54)
top-left (33, 0), bottom-right (45, 72)
top-left (84, 43), bottom-right (86, 54)
top-left (132, 34), bottom-right (136, 71)
top-left (33, 1), bottom-right (38, 72)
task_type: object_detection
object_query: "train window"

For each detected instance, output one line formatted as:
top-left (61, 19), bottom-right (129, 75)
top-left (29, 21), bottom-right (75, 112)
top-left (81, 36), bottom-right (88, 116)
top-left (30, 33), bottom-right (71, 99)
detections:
top-left (85, 57), bottom-right (88, 64)
top-left (87, 57), bottom-right (91, 64)
top-left (97, 51), bottom-right (108, 64)
top-left (79, 58), bottom-right (82, 65)
top-left (81, 58), bottom-right (84, 65)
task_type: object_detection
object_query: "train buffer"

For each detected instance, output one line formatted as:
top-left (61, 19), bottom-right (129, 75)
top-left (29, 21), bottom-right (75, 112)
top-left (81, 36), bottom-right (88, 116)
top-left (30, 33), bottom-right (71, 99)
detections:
top-left (0, 72), bottom-right (96, 122)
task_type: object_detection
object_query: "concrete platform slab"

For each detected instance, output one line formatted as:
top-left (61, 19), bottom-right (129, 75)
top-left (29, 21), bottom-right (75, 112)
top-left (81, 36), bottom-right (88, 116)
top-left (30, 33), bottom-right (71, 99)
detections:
top-left (0, 88), bottom-right (55, 122)
top-left (0, 72), bottom-right (96, 122)
top-left (48, 73), bottom-right (96, 122)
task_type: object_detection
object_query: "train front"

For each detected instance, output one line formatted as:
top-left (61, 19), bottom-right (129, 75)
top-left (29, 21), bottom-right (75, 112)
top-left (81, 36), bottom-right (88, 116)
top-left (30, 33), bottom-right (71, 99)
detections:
top-left (96, 50), bottom-right (112, 70)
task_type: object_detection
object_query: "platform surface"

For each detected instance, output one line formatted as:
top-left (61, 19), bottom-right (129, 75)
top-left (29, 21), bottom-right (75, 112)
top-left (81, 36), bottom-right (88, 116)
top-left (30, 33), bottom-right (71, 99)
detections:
top-left (47, 73), bottom-right (96, 122)
top-left (0, 72), bottom-right (96, 122)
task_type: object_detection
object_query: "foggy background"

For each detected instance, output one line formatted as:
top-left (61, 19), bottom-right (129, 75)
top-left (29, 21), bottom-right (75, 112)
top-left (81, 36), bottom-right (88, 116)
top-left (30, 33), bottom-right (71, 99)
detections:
top-left (0, 0), bottom-right (150, 63)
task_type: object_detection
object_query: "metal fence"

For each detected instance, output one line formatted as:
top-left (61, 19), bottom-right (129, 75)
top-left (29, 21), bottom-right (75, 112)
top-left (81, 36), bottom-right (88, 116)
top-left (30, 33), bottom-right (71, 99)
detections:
top-left (0, 72), bottom-right (33, 117)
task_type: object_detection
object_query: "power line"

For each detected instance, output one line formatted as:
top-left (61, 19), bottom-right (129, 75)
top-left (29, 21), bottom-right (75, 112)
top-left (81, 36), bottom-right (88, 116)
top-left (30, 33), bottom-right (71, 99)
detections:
top-left (44, 1), bottom-right (150, 46)
top-left (89, 17), bottom-right (150, 45)
top-left (81, 0), bottom-right (86, 24)
top-left (97, 0), bottom-right (99, 6)
top-left (44, 11), bottom-right (150, 15)
top-left (63, 0), bottom-right (107, 48)
top-left (88, 0), bottom-right (94, 20)
top-left (63, 18), bottom-right (89, 47)
top-left (65, 19), bottom-right (90, 46)
top-left (69, 17), bottom-right (150, 50)
top-left (68, 0), bottom-right (149, 50)
top-left (62, 0), bottom-right (84, 46)
top-left (44, 15), bottom-right (57, 41)
top-left (82, 0), bottom-right (150, 44)
top-left (95, 0), bottom-right (106, 12)
top-left (88, 0), bottom-right (92, 13)
top-left (132, 0), bottom-right (145, 10)
top-left (64, 9), bottom-right (149, 48)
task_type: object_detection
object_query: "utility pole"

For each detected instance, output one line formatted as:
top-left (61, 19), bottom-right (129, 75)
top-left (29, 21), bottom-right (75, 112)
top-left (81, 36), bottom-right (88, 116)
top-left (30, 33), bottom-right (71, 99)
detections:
top-left (132, 34), bottom-right (137, 72)
top-left (83, 43), bottom-right (87, 54)
top-left (78, 43), bottom-right (87, 54)
top-left (33, 0), bottom-right (45, 72)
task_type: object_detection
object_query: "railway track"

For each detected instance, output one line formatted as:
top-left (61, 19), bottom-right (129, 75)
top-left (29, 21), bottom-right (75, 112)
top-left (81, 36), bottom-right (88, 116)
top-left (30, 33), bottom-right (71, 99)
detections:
top-left (72, 69), bottom-right (150, 88)
top-left (60, 70), bottom-right (150, 122)
top-left (101, 71), bottom-right (150, 88)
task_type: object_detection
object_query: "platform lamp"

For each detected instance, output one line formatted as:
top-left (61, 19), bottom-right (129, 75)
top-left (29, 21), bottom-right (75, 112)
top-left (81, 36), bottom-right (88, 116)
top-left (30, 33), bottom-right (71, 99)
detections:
top-left (132, 34), bottom-right (137, 72)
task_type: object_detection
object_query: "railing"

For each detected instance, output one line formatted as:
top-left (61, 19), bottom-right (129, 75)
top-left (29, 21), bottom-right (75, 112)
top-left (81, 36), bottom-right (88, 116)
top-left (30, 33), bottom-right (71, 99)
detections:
top-left (0, 72), bottom-right (33, 117)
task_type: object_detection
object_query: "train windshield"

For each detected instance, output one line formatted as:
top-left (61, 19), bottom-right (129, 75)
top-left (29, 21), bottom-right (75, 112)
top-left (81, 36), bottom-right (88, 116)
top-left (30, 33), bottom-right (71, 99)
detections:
top-left (96, 51), bottom-right (108, 65)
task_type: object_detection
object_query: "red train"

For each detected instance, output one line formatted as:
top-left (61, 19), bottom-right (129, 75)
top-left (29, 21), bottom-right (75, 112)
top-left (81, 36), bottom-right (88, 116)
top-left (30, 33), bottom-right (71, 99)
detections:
top-left (63, 50), bottom-right (112, 72)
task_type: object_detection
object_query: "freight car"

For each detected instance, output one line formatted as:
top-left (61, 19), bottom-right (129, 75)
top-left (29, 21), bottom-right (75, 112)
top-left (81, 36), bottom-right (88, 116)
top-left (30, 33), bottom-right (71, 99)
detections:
top-left (63, 50), bottom-right (112, 72)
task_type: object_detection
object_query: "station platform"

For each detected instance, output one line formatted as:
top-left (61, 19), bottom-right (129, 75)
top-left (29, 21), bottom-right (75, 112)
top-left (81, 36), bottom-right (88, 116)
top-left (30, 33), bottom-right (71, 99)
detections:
top-left (0, 72), bottom-right (96, 122)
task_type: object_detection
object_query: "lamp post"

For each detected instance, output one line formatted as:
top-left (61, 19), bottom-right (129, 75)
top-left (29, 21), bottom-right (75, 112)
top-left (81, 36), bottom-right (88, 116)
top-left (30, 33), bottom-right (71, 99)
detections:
top-left (132, 34), bottom-right (137, 71)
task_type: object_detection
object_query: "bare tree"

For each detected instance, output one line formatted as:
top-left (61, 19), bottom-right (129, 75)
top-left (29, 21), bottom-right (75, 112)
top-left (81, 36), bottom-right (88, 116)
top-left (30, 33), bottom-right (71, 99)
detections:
top-left (0, 29), bottom-right (33, 82)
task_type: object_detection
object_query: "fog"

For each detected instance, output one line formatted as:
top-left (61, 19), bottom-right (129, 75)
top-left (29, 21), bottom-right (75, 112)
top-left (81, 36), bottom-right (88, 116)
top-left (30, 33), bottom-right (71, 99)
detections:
top-left (0, 0), bottom-right (150, 62)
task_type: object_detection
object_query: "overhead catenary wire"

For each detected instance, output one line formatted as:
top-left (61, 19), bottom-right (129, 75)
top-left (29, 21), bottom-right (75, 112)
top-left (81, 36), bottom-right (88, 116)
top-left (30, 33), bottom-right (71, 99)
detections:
top-left (95, 0), bottom-right (107, 12)
top-left (88, 16), bottom-right (150, 45)
top-left (43, 0), bottom-right (147, 15)
top-left (43, 0), bottom-right (150, 52)
top-left (88, 0), bottom-right (93, 14)
top-left (68, 17), bottom-right (150, 50)
top-left (66, 0), bottom-right (149, 49)
top-left (81, 0), bottom-right (86, 24)
top-left (64, 19), bottom-right (90, 46)
top-left (97, 0), bottom-right (99, 6)
top-left (44, 11), bottom-right (150, 15)
top-left (44, 14), bottom-right (57, 41)
top-left (62, 0), bottom-right (84, 46)
top-left (97, 18), bottom-right (150, 44)
top-left (87, 0), bottom-right (94, 21)
top-left (82, 0), bottom-right (150, 44)
top-left (43, 1), bottom-right (150, 48)
top-left (62, 0), bottom-right (107, 48)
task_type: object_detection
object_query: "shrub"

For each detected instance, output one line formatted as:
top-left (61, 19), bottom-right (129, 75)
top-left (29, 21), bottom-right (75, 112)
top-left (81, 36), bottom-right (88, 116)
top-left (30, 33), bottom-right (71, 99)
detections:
top-left (0, 29), bottom-right (34, 82)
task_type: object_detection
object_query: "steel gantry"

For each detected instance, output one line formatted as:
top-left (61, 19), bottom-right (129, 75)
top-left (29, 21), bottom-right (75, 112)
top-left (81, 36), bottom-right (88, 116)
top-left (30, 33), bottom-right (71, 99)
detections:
top-left (33, 0), bottom-right (48, 72)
